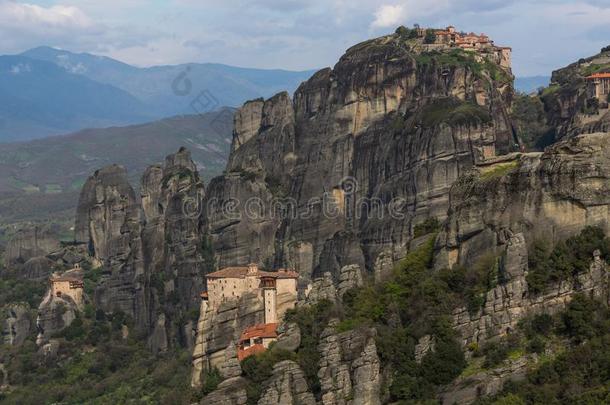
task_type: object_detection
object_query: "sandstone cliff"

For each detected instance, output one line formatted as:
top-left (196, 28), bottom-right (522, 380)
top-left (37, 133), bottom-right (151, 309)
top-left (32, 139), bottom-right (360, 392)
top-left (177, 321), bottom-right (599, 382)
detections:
top-left (74, 149), bottom-right (209, 351)
top-left (205, 32), bottom-right (517, 286)
top-left (542, 47), bottom-right (610, 140)
top-left (74, 164), bottom-right (147, 326)
top-left (437, 132), bottom-right (610, 270)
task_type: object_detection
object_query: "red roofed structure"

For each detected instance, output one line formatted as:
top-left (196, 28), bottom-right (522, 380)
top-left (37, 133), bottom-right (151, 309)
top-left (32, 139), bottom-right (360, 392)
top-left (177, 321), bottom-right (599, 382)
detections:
top-left (586, 72), bottom-right (610, 101)
top-left (205, 263), bottom-right (298, 312)
top-left (237, 323), bottom-right (279, 361)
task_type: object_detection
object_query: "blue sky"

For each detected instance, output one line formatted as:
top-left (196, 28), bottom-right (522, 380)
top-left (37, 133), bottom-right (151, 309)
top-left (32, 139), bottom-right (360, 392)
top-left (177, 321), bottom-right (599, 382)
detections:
top-left (0, 0), bottom-right (608, 76)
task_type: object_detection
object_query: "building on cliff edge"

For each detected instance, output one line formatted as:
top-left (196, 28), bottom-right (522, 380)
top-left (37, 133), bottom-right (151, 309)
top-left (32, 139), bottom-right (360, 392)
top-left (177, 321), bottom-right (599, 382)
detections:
top-left (49, 264), bottom-right (84, 307)
top-left (418, 25), bottom-right (512, 69)
top-left (193, 263), bottom-right (299, 371)
top-left (586, 72), bottom-right (610, 104)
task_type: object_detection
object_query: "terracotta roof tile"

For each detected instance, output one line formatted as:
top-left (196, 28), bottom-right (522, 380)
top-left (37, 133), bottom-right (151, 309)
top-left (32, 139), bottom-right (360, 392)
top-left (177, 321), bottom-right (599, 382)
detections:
top-left (587, 73), bottom-right (610, 80)
top-left (237, 344), bottom-right (266, 361)
top-left (239, 323), bottom-right (278, 341)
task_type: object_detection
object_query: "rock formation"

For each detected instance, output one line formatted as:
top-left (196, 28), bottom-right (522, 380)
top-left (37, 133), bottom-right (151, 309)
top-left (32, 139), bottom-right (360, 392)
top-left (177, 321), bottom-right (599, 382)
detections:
top-left (141, 147), bottom-right (207, 350)
top-left (191, 292), bottom-right (264, 386)
top-left (35, 289), bottom-right (78, 345)
top-left (202, 377), bottom-right (249, 405)
top-left (258, 360), bottom-right (316, 405)
top-left (452, 234), bottom-right (608, 348)
top-left (5, 226), bottom-right (60, 268)
top-left (205, 31), bottom-right (517, 283)
top-left (437, 132), bottom-right (610, 270)
top-left (75, 164), bottom-right (147, 327)
top-left (317, 320), bottom-right (381, 405)
top-left (2, 304), bottom-right (32, 346)
top-left (73, 148), bottom-right (209, 351)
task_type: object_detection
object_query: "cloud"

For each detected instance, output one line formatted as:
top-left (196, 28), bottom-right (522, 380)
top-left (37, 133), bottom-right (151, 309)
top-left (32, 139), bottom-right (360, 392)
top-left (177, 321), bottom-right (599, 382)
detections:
top-left (371, 4), bottom-right (406, 28)
top-left (0, 0), bottom-right (607, 76)
top-left (0, 1), bottom-right (95, 30)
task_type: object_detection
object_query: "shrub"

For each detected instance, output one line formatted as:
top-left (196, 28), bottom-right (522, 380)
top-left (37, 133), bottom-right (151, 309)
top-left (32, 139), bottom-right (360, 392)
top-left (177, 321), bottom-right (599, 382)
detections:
top-left (413, 217), bottom-right (441, 238)
top-left (526, 227), bottom-right (609, 293)
top-left (527, 336), bottom-right (546, 354)
top-left (424, 29), bottom-right (436, 44)
top-left (201, 368), bottom-right (222, 395)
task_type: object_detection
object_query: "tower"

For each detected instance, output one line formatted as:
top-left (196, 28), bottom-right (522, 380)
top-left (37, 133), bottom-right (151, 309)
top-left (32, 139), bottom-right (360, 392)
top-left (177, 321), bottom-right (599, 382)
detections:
top-left (260, 276), bottom-right (277, 324)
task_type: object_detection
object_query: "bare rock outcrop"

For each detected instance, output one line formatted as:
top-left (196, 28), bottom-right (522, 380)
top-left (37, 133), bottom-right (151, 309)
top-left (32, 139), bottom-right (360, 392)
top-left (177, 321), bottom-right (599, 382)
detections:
top-left (439, 356), bottom-right (529, 405)
top-left (307, 265), bottom-right (364, 305)
top-left (205, 32), bottom-right (516, 282)
top-left (317, 321), bottom-right (381, 405)
top-left (306, 272), bottom-right (338, 305)
top-left (219, 341), bottom-right (242, 379)
top-left (202, 377), bottom-right (249, 405)
top-left (5, 226), bottom-right (59, 268)
top-left (275, 322), bottom-right (301, 352)
top-left (36, 290), bottom-right (78, 345)
top-left (438, 132), bottom-right (610, 270)
top-left (257, 360), bottom-right (316, 405)
top-left (453, 235), bottom-right (609, 348)
top-left (337, 264), bottom-right (364, 298)
top-left (2, 304), bottom-right (32, 346)
top-left (75, 164), bottom-right (146, 327)
top-left (191, 292), bottom-right (264, 386)
top-left (21, 256), bottom-right (55, 280)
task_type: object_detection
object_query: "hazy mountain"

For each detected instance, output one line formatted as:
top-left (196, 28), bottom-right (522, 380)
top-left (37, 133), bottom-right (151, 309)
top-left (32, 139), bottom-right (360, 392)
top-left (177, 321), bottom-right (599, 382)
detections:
top-left (20, 46), bottom-right (316, 125)
top-left (0, 55), bottom-right (154, 142)
top-left (515, 75), bottom-right (550, 93)
top-left (0, 111), bottom-right (233, 223)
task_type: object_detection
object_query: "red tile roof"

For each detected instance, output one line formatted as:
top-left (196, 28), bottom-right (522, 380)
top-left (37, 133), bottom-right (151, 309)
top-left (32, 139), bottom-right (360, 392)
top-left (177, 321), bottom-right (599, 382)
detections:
top-left (206, 267), bottom-right (298, 279)
top-left (239, 323), bottom-right (278, 342)
top-left (586, 73), bottom-right (610, 80)
top-left (237, 344), bottom-right (266, 361)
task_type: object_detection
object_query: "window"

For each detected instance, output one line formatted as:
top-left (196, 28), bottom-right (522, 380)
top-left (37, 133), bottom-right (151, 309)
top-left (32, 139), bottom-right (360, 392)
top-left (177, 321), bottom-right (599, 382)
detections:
top-left (254, 338), bottom-right (263, 345)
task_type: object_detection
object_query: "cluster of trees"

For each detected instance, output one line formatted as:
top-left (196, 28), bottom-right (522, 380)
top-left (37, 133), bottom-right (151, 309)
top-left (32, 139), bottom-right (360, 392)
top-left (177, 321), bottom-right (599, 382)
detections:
top-left (478, 294), bottom-right (610, 404)
top-left (526, 226), bottom-right (609, 294)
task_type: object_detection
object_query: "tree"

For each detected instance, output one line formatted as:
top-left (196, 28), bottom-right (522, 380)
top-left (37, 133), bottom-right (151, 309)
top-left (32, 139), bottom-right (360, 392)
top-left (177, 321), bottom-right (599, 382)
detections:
top-left (424, 29), bottom-right (437, 44)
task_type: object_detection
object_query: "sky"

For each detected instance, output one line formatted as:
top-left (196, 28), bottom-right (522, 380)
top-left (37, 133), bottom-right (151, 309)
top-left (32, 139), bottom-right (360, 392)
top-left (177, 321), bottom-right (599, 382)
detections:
top-left (0, 0), bottom-right (609, 77)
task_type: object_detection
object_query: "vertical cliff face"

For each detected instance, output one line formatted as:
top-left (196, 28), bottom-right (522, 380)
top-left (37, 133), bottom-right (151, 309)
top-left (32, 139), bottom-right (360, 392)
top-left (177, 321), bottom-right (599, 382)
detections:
top-left (542, 48), bottom-right (610, 140)
top-left (75, 149), bottom-right (207, 348)
top-left (74, 165), bottom-right (147, 326)
top-left (5, 227), bottom-right (60, 268)
top-left (141, 147), bottom-right (206, 350)
top-left (437, 132), bottom-right (610, 270)
top-left (205, 34), bottom-right (516, 282)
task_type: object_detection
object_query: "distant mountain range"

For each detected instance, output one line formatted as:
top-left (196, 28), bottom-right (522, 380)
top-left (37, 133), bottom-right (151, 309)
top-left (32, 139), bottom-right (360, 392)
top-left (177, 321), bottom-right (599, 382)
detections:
top-left (0, 46), bottom-right (315, 142)
top-left (0, 112), bottom-right (233, 223)
top-left (514, 75), bottom-right (550, 94)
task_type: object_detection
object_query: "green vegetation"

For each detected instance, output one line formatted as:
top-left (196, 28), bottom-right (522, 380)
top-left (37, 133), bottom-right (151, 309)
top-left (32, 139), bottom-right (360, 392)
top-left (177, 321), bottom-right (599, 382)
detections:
top-left (0, 309), bottom-right (198, 404)
top-left (161, 167), bottom-right (196, 188)
top-left (201, 368), bottom-right (223, 395)
top-left (340, 236), bottom-right (480, 401)
top-left (0, 273), bottom-right (47, 308)
top-left (241, 347), bottom-right (298, 404)
top-left (477, 294), bottom-right (610, 404)
top-left (415, 49), bottom-right (511, 83)
top-left (511, 93), bottom-right (555, 151)
top-left (420, 98), bottom-right (492, 128)
top-left (264, 175), bottom-right (287, 198)
top-left (424, 29), bottom-right (436, 44)
top-left (232, 168), bottom-right (257, 182)
top-left (395, 25), bottom-right (418, 41)
top-left (479, 161), bottom-right (520, 182)
top-left (526, 226), bottom-right (610, 294)
top-left (581, 62), bottom-right (610, 77)
top-left (413, 217), bottom-right (441, 238)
